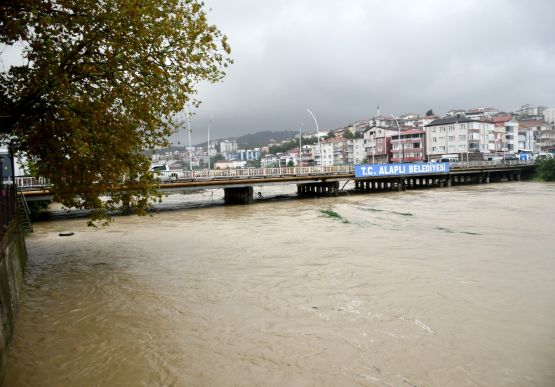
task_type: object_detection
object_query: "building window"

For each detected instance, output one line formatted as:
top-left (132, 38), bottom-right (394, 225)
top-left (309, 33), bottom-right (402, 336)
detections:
top-left (459, 135), bottom-right (466, 140)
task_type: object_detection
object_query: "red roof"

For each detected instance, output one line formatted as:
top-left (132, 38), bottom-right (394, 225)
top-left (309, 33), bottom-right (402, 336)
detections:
top-left (518, 120), bottom-right (545, 129)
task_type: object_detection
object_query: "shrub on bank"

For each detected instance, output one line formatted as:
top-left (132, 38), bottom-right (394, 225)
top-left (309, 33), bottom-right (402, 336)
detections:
top-left (534, 157), bottom-right (555, 181)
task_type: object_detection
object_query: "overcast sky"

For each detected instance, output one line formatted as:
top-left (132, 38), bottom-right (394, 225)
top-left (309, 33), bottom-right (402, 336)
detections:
top-left (2, 1), bottom-right (554, 145)
top-left (178, 0), bottom-right (555, 144)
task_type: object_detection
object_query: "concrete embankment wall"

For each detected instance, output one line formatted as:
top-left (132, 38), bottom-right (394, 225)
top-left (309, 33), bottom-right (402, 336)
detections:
top-left (0, 218), bottom-right (27, 383)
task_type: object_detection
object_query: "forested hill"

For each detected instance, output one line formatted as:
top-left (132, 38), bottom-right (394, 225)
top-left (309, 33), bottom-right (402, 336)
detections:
top-left (235, 130), bottom-right (298, 148)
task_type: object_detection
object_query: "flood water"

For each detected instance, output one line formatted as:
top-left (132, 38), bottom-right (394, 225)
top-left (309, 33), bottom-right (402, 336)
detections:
top-left (4, 182), bottom-right (555, 386)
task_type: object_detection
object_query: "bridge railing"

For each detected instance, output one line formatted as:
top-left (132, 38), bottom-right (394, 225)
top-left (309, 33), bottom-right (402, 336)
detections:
top-left (450, 159), bottom-right (535, 169)
top-left (177, 165), bottom-right (353, 180)
top-left (14, 176), bottom-right (50, 189)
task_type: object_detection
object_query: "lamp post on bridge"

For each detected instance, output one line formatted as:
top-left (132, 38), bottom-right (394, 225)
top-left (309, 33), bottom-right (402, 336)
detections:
top-left (306, 108), bottom-right (322, 169)
top-left (298, 123), bottom-right (304, 167)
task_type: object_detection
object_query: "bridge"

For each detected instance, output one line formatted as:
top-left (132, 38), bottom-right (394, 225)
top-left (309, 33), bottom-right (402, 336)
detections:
top-left (16, 160), bottom-right (536, 205)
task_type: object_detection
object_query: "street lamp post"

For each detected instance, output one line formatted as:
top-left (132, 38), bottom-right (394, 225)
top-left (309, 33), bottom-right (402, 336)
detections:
top-left (306, 108), bottom-right (322, 169)
top-left (299, 123), bottom-right (304, 167)
top-left (391, 115), bottom-right (403, 163)
top-left (207, 114), bottom-right (213, 170)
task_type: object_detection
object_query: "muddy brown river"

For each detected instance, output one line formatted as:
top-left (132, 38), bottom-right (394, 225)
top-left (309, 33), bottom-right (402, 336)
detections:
top-left (4, 182), bottom-right (555, 386)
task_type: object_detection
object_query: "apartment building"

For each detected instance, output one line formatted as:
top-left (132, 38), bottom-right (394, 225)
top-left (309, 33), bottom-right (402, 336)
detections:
top-left (491, 115), bottom-right (519, 155)
top-left (425, 117), bottom-right (494, 161)
top-left (364, 127), bottom-right (396, 163)
top-left (543, 107), bottom-right (555, 125)
top-left (346, 138), bottom-right (366, 164)
top-left (522, 121), bottom-right (555, 153)
top-left (390, 128), bottom-right (426, 163)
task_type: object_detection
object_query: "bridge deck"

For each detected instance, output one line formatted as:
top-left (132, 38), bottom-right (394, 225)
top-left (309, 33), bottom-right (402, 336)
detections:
top-left (16, 161), bottom-right (535, 200)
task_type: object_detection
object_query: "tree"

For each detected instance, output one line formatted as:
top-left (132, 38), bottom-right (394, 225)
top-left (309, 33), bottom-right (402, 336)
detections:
top-left (0, 0), bottom-right (231, 224)
top-left (286, 160), bottom-right (294, 167)
top-left (426, 109), bottom-right (434, 116)
top-left (210, 153), bottom-right (226, 166)
top-left (246, 159), bottom-right (261, 168)
top-left (343, 128), bottom-right (354, 139)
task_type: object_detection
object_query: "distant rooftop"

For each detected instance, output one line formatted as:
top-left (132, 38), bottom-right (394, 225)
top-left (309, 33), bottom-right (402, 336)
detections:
top-left (425, 117), bottom-right (475, 127)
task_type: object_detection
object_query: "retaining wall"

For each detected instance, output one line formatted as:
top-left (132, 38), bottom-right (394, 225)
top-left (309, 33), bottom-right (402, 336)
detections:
top-left (0, 218), bottom-right (27, 383)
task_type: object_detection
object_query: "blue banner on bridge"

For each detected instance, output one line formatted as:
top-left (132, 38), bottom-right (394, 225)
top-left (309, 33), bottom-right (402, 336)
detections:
top-left (355, 162), bottom-right (450, 178)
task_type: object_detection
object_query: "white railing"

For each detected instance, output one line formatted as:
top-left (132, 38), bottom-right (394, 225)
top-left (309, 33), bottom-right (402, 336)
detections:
top-left (182, 165), bottom-right (353, 180)
top-left (12, 160), bottom-right (536, 189)
top-left (449, 159), bottom-right (535, 169)
top-left (12, 176), bottom-right (50, 189)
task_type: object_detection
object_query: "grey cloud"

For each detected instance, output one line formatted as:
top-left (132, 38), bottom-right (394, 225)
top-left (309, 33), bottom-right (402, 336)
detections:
top-left (177, 0), bottom-right (555, 144)
top-left (2, 0), bottom-right (553, 145)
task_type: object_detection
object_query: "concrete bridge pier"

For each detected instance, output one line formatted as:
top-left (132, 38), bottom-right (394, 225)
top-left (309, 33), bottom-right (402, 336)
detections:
top-left (224, 186), bottom-right (254, 205)
top-left (297, 181), bottom-right (339, 197)
top-left (398, 178), bottom-right (404, 191)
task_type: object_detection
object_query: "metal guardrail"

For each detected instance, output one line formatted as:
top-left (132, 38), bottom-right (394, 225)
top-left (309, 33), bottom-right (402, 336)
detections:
top-left (11, 160), bottom-right (535, 190)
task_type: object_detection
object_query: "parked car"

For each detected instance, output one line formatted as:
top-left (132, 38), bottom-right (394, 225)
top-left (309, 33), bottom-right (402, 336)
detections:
top-left (150, 164), bottom-right (185, 182)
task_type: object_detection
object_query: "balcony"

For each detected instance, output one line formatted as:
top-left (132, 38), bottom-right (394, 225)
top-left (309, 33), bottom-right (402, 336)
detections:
top-left (391, 156), bottom-right (425, 163)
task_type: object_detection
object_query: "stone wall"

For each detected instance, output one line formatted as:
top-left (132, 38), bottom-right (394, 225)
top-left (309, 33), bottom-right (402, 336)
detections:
top-left (0, 218), bottom-right (27, 383)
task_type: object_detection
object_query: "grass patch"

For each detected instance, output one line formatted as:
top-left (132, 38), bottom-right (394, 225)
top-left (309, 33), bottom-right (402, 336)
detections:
top-left (320, 206), bottom-right (349, 223)
top-left (392, 211), bottom-right (413, 216)
top-left (435, 226), bottom-right (454, 233)
top-left (460, 231), bottom-right (480, 235)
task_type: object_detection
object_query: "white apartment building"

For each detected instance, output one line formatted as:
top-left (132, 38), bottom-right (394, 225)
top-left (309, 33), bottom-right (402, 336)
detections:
top-left (425, 117), bottom-right (495, 161)
top-left (314, 142), bottom-right (334, 166)
top-left (261, 154), bottom-right (279, 167)
top-left (493, 118), bottom-right (519, 155)
top-left (346, 138), bottom-right (366, 164)
top-left (279, 154), bottom-right (298, 167)
top-left (219, 139), bottom-right (238, 153)
top-left (543, 107), bottom-right (555, 124)
top-left (310, 138), bottom-right (349, 166)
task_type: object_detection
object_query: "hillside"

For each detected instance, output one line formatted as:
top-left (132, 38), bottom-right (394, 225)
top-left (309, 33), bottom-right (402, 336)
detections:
top-left (195, 130), bottom-right (298, 149)
top-left (236, 130), bottom-right (298, 148)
